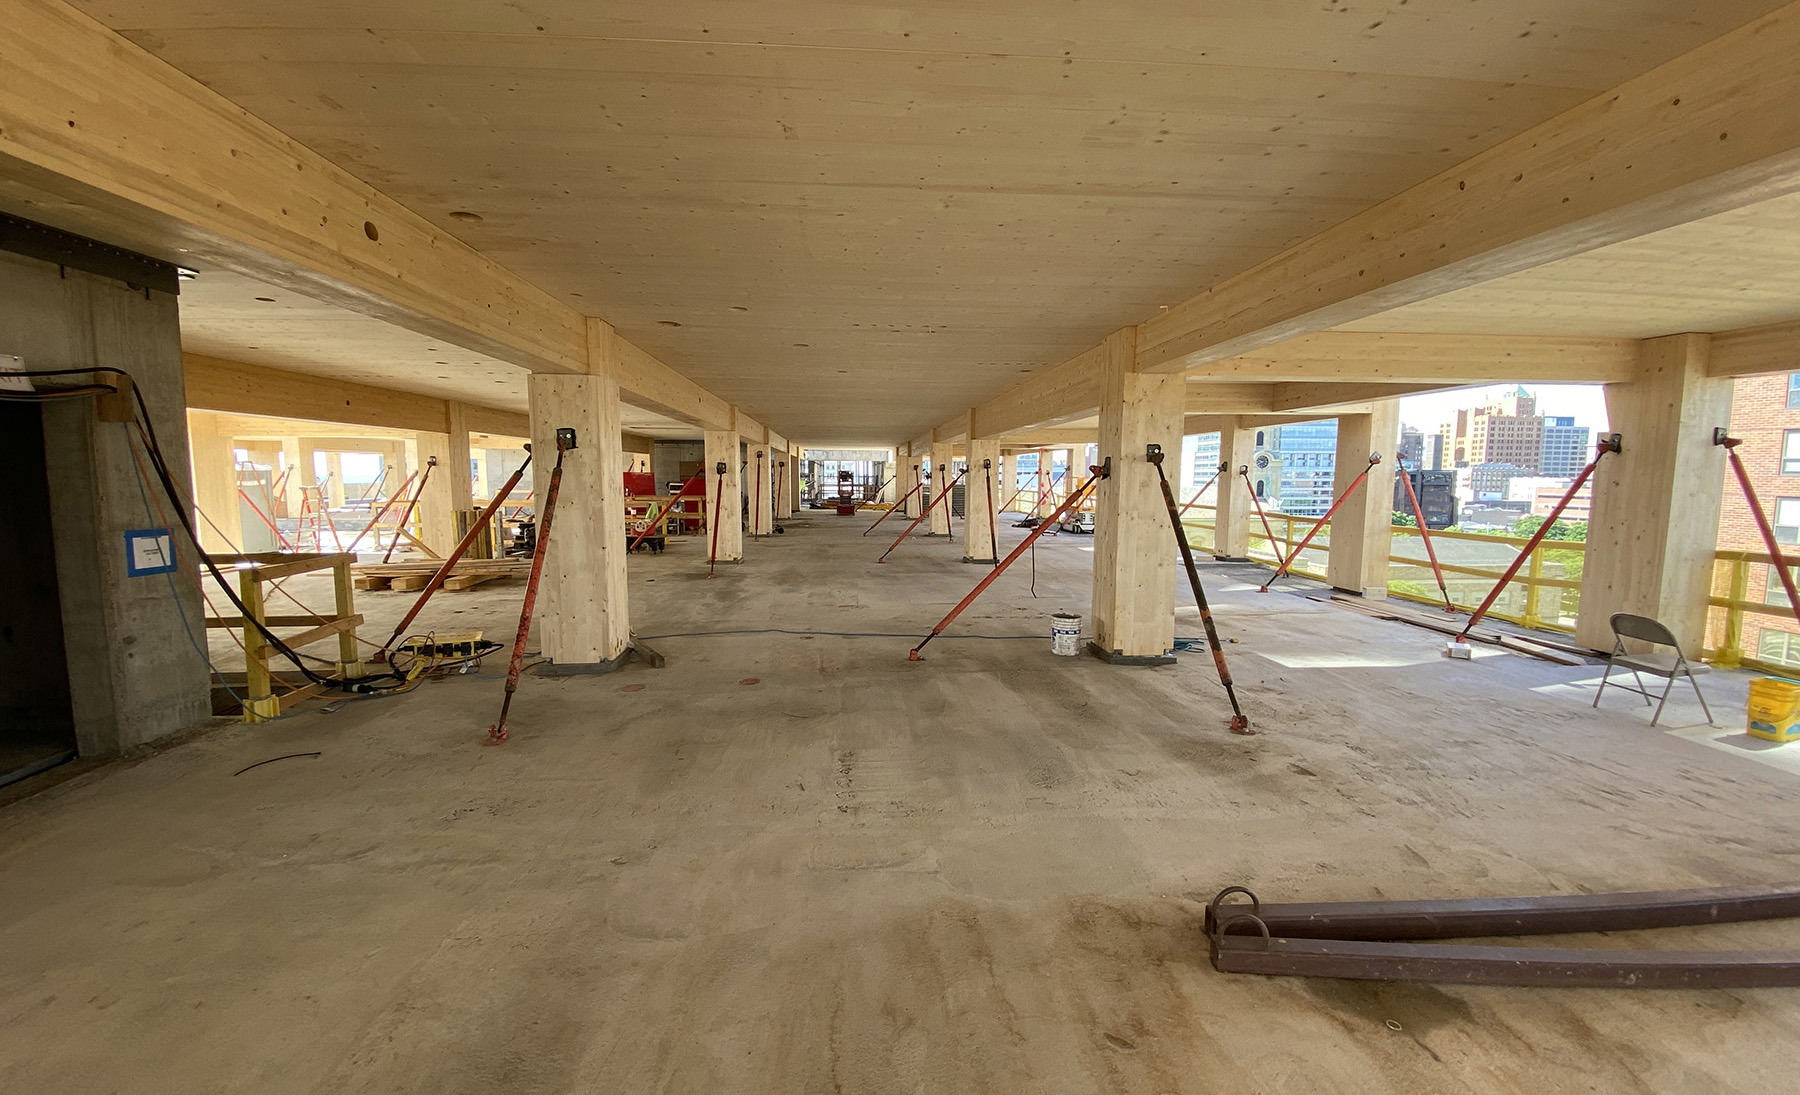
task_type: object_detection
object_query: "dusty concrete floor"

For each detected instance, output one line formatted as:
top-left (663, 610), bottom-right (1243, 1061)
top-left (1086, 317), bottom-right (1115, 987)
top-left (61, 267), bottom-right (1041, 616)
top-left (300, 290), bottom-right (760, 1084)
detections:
top-left (4, 513), bottom-right (1800, 1094)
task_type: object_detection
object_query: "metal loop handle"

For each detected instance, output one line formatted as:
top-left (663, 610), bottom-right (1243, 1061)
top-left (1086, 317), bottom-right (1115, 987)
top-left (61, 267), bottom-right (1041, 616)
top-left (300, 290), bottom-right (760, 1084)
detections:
top-left (1210, 885), bottom-right (1260, 916)
top-left (1216, 913), bottom-right (1272, 947)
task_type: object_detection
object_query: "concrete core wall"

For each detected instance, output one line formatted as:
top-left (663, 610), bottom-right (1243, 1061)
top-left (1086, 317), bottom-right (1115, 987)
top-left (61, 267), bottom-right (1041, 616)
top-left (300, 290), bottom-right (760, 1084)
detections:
top-left (0, 250), bottom-right (211, 754)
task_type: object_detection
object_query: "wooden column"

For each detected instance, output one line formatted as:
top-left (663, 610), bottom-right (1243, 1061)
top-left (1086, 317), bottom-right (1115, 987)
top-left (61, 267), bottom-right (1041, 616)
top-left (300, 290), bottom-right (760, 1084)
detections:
top-left (1031, 448), bottom-right (1051, 518)
top-left (323, 452), bottom-right (347, 508)
top-left (527, 370), bottom-right (629, 668)
top-left (928, 440), bottom-right (954, 536)
top-left (1212, 419), bottom-right (1257, 560)
top-left (410, 429), bottom-right (456, 556)
top-left (898, 456), bottom-right (920, 518)
top-left (1325, 403), bottom-right (1401, 597)
top-left (278, 436), bottom-right (303, 518)
top-left (705, 430), bottom-right (743, 562)
top-left (446, 402), bottom-right (474, 514)
top-left (747, 446), bottom-right (774, 536)
top-left (186, 410), bottom-right (242, 552)
top-left (961, 438), bottom-right (1001, 563)
top-left (772, 450), bottom-right (793, 519)
top-left (1090, 327), bottom-right (1183, 663)
top-left (1575, 334), bottom-right (1731, 653)
top-left (997, 452), bottom-right (1013, 514)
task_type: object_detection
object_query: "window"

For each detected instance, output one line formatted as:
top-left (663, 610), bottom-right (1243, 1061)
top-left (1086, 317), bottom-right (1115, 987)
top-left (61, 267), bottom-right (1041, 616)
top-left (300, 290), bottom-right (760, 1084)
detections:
top-left (1785, 431), bottom-right (1800, 476)
top-left (1768, 564), bottom-right (1795, 608)
top-left (1759, 628), bottom-right (1800, 667)
top-left (1777, 498), bottom-right (1800, 544)
top-left (1789, 374), bottom-right (1800, 409)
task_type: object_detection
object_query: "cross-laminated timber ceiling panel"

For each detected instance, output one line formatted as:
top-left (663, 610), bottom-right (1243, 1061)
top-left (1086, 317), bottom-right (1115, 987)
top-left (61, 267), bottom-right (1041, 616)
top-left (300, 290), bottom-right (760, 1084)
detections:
top-left (61, 0), bottom-right (1788, 444)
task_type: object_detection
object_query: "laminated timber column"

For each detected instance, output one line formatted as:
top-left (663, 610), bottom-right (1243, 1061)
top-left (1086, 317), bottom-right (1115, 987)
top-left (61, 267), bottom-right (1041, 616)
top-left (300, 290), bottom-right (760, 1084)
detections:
top-left (961, 438), bottom-right (1001, 563)
top-left (279, 437), bottom-right (304, 517)
top-left (410, 431), bottom-right (455, 556)
top-left (997, 452), bottom-right (1013, 514)
top-left (1090, 327), bottom-right (1183, 664)
top-left (186, 410), bottom-right (242, 553)
top-left (1212, 419), bottom-right (1257, 561)
top-left (1326, 402), bottom-right (1401, 597)
top-left (928, 440), bottom-right (955, 536)
top-left (527, 371), bottom-right (629, 669)
top-left (705, 430), bottom-right (744, 562)
top-left (773, 450), bottom-right (794, 519)
top-left (748, 445), bottom-right (775, 536)
top-left (1575, 334), bottom-right (1731, 654)
top-left (897, 456), bottom-right (921, 518)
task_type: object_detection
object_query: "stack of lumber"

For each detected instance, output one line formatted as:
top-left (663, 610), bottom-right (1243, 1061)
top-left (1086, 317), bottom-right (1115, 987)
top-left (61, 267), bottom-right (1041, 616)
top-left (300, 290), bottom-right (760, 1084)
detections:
top-left (352, 558), bottom-right (530, 592)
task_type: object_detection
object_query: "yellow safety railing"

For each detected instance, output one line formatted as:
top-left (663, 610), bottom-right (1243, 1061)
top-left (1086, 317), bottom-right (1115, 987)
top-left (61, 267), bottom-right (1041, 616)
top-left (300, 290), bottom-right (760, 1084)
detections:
top-left (1180, 504), bottom-right (1583, 632)
top-left (1703, 550), bottom-right (1800, 673)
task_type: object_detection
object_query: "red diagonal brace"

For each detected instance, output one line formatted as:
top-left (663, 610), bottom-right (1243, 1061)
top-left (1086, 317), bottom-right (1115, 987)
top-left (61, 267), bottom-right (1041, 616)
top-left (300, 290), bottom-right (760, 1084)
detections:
top-left (877, 467), bottom-right (967, 563)
top-left (1260, 454), bottom-right (1382, 593)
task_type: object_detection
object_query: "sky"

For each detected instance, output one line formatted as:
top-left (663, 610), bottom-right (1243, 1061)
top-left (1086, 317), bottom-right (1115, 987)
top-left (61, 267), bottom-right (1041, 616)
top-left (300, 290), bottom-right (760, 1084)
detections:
top-left (1398, 383), bottom-right (1608, 434)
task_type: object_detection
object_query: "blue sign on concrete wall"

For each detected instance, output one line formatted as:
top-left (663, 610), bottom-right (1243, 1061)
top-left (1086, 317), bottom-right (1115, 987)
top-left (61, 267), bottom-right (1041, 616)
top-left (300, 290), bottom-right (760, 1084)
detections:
top-left (124, 528), bottom-right (177, 577)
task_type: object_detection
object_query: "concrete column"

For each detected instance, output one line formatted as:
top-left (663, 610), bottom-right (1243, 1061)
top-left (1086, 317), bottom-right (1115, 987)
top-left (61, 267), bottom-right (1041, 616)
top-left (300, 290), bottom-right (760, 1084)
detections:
top-left (704, 430), bottom-right (744, 562)
top-left (1325, 404), bottom-right (1401, 597)
top-left (186, 410), bottom-right (242, 553)
top-left (1575, 334), bottom-right (1731, 653)
top-left (928, 441), bottom-right (954, 536)
top-left (961, 439), bottom-right (1001, 563)
top-left (1090, 327), bottom-right (1183, 662)
top-left (411, 430), bottom-right (456, 556)
top-left (8, 246), bottom-right (210, 753)
top-left (1212, 421), bottom-right (1257, 560)
top-left (747, 446), bottom-right (774, 536)
top-left (527, 372), bottom-right (629, 669)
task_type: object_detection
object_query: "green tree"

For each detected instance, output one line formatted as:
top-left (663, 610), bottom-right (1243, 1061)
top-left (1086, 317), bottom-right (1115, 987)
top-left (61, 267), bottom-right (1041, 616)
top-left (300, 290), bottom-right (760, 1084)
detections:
top-left (1393, 510), bottom-right (1417, 528)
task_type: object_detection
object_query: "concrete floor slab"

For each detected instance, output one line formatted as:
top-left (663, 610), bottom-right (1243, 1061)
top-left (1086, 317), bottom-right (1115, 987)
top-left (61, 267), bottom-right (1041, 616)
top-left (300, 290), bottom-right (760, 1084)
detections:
top-left (4, 514), bottom-right (1799, 1093)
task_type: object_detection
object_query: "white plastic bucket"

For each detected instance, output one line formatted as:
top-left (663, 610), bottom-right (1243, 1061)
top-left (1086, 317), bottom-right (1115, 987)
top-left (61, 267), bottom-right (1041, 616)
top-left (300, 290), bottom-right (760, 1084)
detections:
top-left (1050, 613), bottom-right (1082, 656)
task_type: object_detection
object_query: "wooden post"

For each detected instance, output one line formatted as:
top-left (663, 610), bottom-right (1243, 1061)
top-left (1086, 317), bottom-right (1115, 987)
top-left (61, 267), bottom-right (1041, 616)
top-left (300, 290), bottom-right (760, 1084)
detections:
top-left (962, 438), bottom-right (1001, 563)
top-left (928, 440), bottom-right (954, 536)
top-left (1211, 419), bottom-right (1257, 560)
top-left (1716, 555), bottom-right (1749, 668)
top-left (1575, 334), bottom-right (1732, 653)
top-left (528, 366), bottom-right (630, 668)
top-left (704, 430), bottom-right (744, 562)
top-left (1325, 402), bottom-right (1401, 597)
top-left (897, 455), bottom-right (921, 518)
top-left (238, 565), bottom-right (278, 722)
top-left (324, 452), bottom-right (347, 508)
top-left (1090, 327), bottom-right (1183, 663)
top-left (278, 436), bottom-right (304, 518)
top-left (332, 557), bottom-right (365, 679)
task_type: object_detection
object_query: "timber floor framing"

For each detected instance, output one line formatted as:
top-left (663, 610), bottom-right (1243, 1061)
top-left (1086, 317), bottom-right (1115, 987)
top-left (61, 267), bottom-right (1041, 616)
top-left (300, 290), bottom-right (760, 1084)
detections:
top-left (2, 517), bottom-right (1797, 1093)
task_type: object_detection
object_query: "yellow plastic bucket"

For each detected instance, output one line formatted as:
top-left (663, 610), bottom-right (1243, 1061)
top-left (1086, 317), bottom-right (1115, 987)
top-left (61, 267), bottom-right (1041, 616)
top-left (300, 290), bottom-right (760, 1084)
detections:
top-left (1748, 678), bottom-right (1800, 743)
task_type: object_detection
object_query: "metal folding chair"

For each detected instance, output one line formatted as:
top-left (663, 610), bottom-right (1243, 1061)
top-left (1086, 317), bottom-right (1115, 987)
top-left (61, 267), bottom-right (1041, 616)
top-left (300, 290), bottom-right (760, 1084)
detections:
top-left (1593, 613), bottom-right (1714, 727)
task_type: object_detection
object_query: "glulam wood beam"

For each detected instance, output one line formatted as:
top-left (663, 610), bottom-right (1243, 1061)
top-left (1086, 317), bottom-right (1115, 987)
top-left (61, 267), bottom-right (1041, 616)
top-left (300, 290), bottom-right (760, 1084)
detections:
top-left (1138, 3), bottom-right (1800, 372)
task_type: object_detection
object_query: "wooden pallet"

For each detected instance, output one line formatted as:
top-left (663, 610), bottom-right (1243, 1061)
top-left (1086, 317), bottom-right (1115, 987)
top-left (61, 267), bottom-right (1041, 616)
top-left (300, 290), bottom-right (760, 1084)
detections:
top-left (352, 558), bottom-right (529, 592)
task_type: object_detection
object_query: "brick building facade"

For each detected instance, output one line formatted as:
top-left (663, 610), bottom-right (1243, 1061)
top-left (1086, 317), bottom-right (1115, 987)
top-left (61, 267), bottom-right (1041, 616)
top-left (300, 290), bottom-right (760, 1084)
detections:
top-left (1713, 373), bottom-right (1800, 665)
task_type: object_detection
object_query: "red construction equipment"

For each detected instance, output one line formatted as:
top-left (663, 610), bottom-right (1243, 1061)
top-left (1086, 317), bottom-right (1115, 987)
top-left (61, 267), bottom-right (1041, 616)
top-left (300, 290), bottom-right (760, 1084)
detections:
top-left (908, 460), bottom-right (1108, 659)
top-left (878, 466), bottom-right (967, 563)
top-left (864, 466), bottom-right (924, 536)
top-left (382, 456), bottom-right (436, 563)
top-left (1454, 434), bottom-right (1620, 642)
top-left (295, 480), bottom-right (345, 552)
top-left (345, 468), bottom-right (421, 554)
top-left (629, 470), bottom-right (707, 553)
top-left (1239, 467), bottom-right (1282, 558)
top-left (1394, 457), bottom-right (1454, 611)
top-left (707, 460), bottom-right (728, 577)
top-left (1148, 445), bottom-right (1250, 733)
top-left (376, 453), bottom-right (534, 662)
top-left (751, 450), bottom-right (764, 540)
top-left (1718, 428), bottom-right (1800, 625)
top-left (488, 430), bottom-right (575, 745)
top-left (1259, 454), bottom-right (1382, 593)
top-left (1181, 462), bottom-right (1229, 516)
